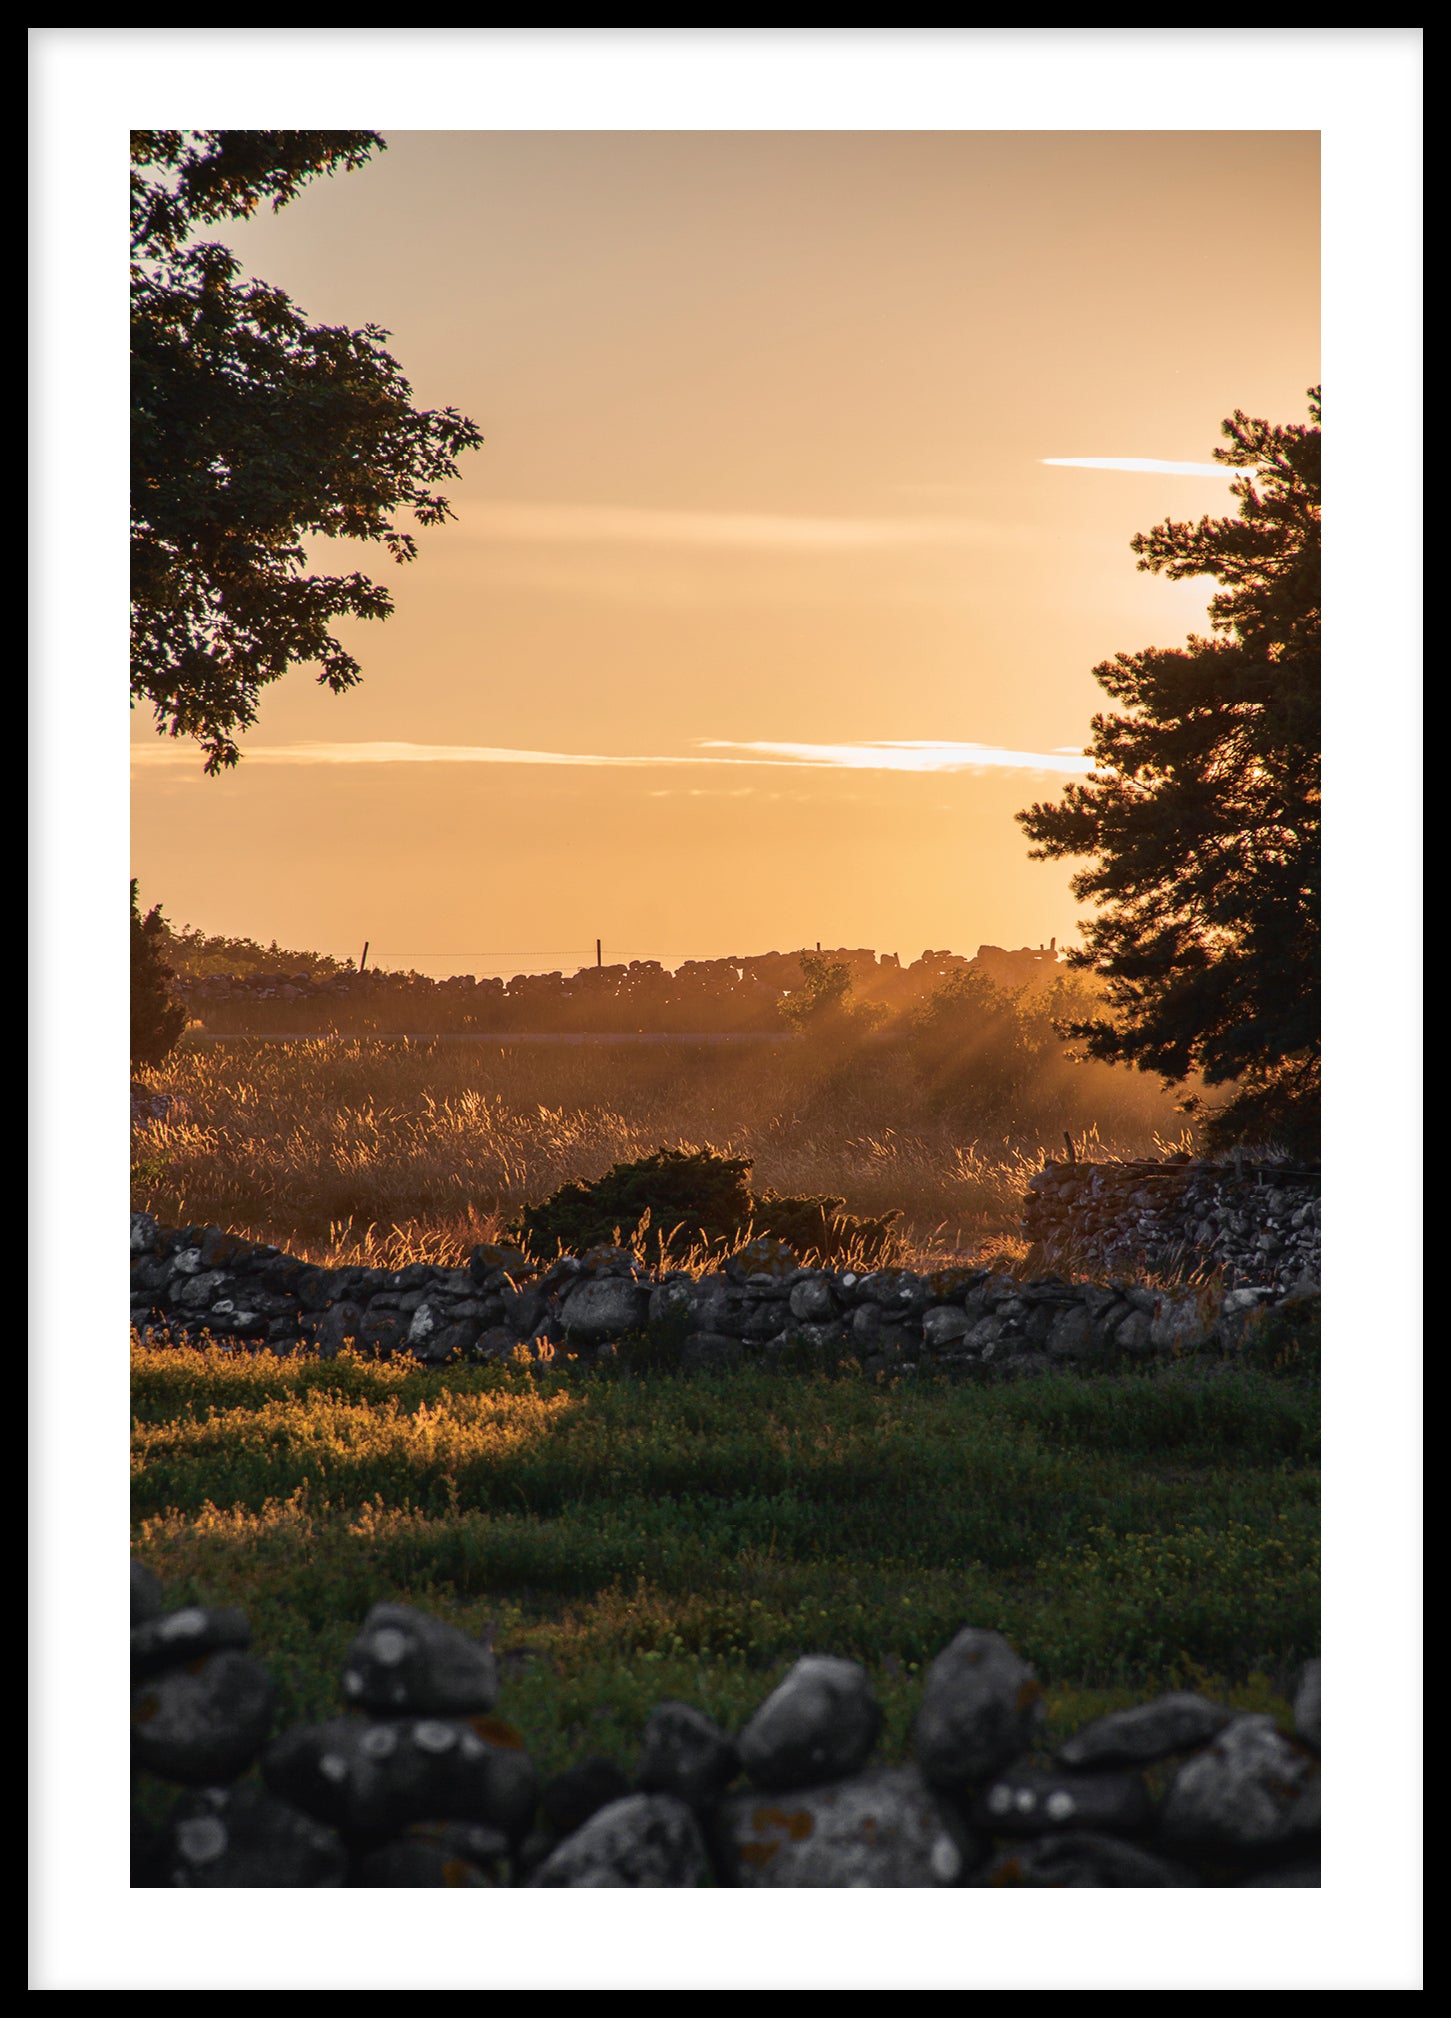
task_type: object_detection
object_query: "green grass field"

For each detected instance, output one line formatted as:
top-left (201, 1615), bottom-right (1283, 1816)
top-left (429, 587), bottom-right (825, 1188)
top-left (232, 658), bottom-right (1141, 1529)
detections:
top-left (131, 1328), bottom-right (1319, 1805)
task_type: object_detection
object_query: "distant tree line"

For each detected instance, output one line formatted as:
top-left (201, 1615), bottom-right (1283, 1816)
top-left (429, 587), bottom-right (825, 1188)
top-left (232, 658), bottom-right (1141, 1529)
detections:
top-left (152, 935), bottom-right (1074, 1039)
top-left (130, 894), bottom-right (1191, 1145)
top-left (157, 923), bottom-right (357, 981)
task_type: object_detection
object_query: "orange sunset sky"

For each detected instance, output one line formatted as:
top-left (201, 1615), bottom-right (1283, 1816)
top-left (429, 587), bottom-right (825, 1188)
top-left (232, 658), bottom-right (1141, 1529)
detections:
top-left (129, 128), bottom-right (1320, 978)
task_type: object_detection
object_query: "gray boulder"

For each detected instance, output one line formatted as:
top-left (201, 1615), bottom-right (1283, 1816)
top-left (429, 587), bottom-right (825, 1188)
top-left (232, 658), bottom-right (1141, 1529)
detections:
top-left (312, 1307), bottom-right (363, 1356)
top-left (720, 1766), bottom-right (976, 1886)
top-left (1057, 1691), bottom-right (1234, 1769)
top-left (559, 1278), bottom-right (650, 1344)
top-left (472, 1326), bottom-right (524, 1362)
top-left (921, 1306), bottom-right (972, 1348)
top-left (131, 1650), bottom-right (276, 1785)
top-left (1046, 1305), bottom-right (1094, 1358)
top-left (913, 1627), bottom-right (1044, 1790)
top-left (353, 1309), bottom-right (411, 1360)
top-left (636, 1700), bottom-right (740, 1810)
top-left (498, 1282), bottom-right (547, 1336)
top-left (648, 1278), bottom-right (694, 1327)
top-left (529, 1793), bottom-right (709, 1886)
top-left (1159, 1713), bottom-right (1320, 1854)
top-left (789, 1276), bottom-right (838, 1323)
top-left (341, 1602), bottom-right (499, 1717)
top-left (132, 1604), bottom-right (251, 1680)
top-left (739, 1655), bottom-right (884, 1792)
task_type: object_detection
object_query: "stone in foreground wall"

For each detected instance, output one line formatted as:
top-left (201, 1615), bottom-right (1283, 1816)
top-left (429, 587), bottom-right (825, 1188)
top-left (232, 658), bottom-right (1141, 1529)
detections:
top-left (130, 1215), bottom-right (1317, 1380)
top-left (1022, 1158), bottom-right (1320, 1293)
top-left (131, 1567), bottom-right (1321, 1887)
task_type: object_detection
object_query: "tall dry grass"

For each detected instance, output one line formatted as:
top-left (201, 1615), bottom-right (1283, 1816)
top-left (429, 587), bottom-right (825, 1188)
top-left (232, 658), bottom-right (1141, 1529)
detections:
top-left (131, 1035), bottom-right (1193, 1268)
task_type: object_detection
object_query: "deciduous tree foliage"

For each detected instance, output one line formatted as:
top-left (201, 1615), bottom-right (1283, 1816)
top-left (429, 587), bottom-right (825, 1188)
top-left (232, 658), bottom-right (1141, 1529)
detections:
top-left (780, 953), bottom-right (887, 1046)
top-left (131, 880), bottom-right (189, 1068)
top-left (1018, 390), bottom-right (1320, 1155)
top-left (131, 132), bottom-right (483, 774)
top-left (905, 967), bottom-right (1104, 1136)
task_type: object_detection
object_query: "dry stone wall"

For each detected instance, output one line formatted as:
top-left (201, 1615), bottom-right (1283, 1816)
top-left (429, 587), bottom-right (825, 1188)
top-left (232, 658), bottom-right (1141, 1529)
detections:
top-left (131, 1569), bottom-right (1322, 1887)
top-left (166, 940), bottom-right (1064, 1037)
top-left (130, 1215), bottom-right (1315, 1378)
top-left (1022, 1158), bottom-right (1320, 1293)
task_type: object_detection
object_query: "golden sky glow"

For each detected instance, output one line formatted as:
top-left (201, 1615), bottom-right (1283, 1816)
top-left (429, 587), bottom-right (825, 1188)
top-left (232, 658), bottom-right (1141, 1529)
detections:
top-left (129, 128), bottom-right (1319, 975)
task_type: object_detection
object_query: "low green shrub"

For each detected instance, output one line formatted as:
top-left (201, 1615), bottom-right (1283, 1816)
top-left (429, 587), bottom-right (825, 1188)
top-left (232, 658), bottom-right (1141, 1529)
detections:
top-left (510, 1146), bottom-right (753, 1257)
top-left (749, 1187), bottom-right (899, 1266)
top-left (508, 1145), bottom-right (901, 1266)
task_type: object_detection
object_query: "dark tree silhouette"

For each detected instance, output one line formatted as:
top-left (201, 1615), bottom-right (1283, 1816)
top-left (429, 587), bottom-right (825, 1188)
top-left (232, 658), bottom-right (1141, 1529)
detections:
top-left (131, 880), bottom-right (189, 1067)
top-left (1018, 390), bottom-right (1320, 1155)
top-left (131, 131), bottom-right (483, 773)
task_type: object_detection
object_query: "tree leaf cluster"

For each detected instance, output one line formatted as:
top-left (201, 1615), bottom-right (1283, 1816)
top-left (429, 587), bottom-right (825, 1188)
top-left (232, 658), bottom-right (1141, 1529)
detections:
top-left (159, 921), bottom-right (356, 981)
top-left (130, 131), bottom-right (483, 773)
top-left (779, 954), bottom-right (888, 1044)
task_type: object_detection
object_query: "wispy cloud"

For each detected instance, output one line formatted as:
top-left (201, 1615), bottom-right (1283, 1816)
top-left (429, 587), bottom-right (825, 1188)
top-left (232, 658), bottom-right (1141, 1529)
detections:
top-left (454, 501), bottom-right (1028, 552)
top-left (133, 737), bottom-right (1093, 775)
top-left (130, 740), bottom-right (679, 769)
top-left (1040, 457), bottom-right (1230, 477)
top-left (698, 739), bottom-right (1094, 774)
top-left (647, 786), bottom-right (780, 800)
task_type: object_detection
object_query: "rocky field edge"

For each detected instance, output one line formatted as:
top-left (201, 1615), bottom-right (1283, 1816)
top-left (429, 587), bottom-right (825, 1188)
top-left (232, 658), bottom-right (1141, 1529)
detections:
top-left (131, 1569), bottom-right (1321, 1888)
top-left (131, 1211), bottom-right (1317, 1380)
top-left (1023, 1157), bottom-right (1319, 1290)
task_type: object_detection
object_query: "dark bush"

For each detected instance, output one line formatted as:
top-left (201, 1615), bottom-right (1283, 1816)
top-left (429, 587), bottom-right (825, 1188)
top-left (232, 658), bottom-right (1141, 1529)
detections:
top-left (131, 880), bottom-right (189, 1068)
top-left (510, 1148), bottom-right (755, 1259)
top-left (749, 1188), bottom-right (899, 1267)
top-left (509, 1147), bottom-right (901, 1267)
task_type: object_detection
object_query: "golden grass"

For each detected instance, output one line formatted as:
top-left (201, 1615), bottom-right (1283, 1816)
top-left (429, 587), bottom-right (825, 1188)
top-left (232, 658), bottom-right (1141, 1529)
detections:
top-left (131, 1034), bottom-right (1193, 1268)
